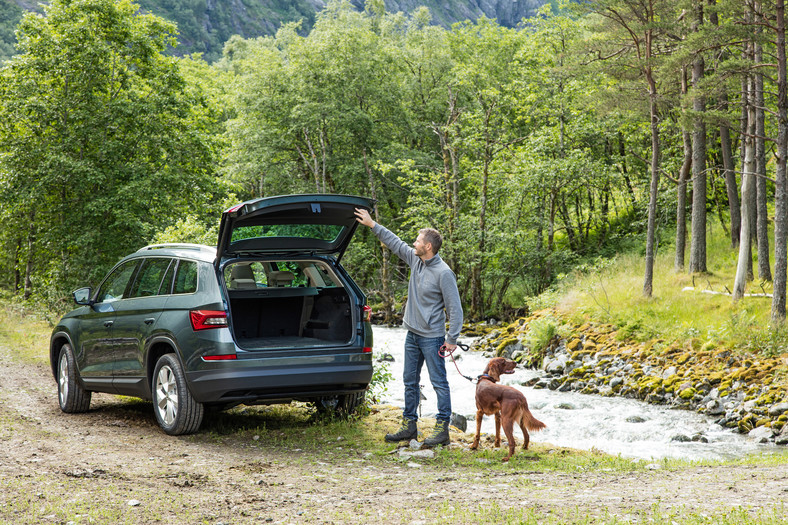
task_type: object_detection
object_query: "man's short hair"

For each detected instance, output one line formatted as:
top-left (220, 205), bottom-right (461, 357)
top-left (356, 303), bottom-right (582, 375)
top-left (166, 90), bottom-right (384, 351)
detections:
top-left (419, 228), bottom-right (443, 254)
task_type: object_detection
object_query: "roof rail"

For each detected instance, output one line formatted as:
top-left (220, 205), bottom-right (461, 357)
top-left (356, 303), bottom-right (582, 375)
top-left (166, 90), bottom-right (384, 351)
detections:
top-left (137, 243), bottom-right (215, 253)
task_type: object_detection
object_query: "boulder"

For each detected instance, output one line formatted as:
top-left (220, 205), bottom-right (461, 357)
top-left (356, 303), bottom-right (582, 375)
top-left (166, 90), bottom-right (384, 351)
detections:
top-left (748, 425), bottom-right (773, 443)
top-left (705, 399), bottom-right (726, 416)
top-left (450, 412), bottom-right (467, 432)
top-left (768, 402), bottom-right (788, 417)
top-left (776, 424), bottom-right (788, 446)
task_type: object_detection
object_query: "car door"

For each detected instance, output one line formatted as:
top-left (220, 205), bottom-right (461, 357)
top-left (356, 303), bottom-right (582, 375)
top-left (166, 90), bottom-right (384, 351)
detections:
top-left (78, 259), bottom-right (140, 391)
top-left (110, 257), bottom-right (174, 395)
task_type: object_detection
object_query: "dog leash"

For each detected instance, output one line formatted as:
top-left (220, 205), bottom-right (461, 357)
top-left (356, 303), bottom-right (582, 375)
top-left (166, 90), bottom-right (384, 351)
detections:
top-left (439, 342), bottom-right (476, 382)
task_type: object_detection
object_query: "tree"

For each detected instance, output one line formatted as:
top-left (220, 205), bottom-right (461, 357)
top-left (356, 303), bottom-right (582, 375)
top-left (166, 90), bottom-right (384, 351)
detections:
top-left (579, 0), bottom-right (680, 297)
top-left (0, 0), bottom-right (219, 299)
top-left (689, 1), bottom-right (708, 274)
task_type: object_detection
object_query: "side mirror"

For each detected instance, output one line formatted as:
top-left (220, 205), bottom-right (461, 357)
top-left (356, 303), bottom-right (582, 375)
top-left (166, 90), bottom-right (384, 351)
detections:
top-left (72, 287), bottom-right (94, 306)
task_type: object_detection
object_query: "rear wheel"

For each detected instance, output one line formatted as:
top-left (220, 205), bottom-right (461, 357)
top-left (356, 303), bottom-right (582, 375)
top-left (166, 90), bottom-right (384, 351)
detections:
top-left (338, 391), bottom-right (366, 415)
top-left (152, 354), bottom-right (203, 435)
top-left (315, 391), bottom-right (366, 418)
top-left (57, 343), bottom-right (91, 413)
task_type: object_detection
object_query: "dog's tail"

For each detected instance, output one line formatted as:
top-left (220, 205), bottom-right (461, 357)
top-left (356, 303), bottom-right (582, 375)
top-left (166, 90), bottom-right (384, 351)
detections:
top-left (521, 404), bottom-right (546, 432)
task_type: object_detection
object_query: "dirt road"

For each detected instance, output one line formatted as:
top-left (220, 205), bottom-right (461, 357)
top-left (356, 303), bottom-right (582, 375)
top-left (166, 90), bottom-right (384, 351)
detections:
top-left (1, 344), bottom-right (787, 524)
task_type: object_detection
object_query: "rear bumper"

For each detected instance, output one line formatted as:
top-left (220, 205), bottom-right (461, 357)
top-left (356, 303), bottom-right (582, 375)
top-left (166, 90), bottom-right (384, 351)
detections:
top-left (185, 353), bottom-right (373, 404)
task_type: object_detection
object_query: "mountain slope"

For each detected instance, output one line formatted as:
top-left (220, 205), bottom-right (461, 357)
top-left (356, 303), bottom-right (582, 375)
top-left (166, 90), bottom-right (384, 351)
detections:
top-left (1, 0), bottom-right (550, 63)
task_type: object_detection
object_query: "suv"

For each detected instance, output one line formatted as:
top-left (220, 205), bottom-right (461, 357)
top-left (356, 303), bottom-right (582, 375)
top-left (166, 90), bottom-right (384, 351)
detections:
top-left (50, 194), bottom-right (375, 435)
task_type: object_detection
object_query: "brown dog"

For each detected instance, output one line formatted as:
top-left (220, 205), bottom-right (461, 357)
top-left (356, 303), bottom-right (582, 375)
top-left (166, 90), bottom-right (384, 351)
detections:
top-left (470, 357), bottom-right (546, 461)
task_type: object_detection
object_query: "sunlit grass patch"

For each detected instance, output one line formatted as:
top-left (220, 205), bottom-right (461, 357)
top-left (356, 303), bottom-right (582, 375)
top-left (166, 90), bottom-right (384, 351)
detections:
top-left (551, 225), bottom-right (786, 357)
top-left (0, 299), bottom-right (51, 364)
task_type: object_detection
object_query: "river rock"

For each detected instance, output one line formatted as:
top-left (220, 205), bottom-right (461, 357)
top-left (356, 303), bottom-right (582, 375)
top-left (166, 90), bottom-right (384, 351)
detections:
top-left (768, 403), bottom-right (788, 417)
top-left (670, 434), bottom-right (691, 442)
top-left (706, 399), bottom-right (725, 416)
top-left (776, 424), bottom-right (788, 445)
top-left (399, 449), bottom-right (435, 459)
top-left (748, 426), bottom-right (773, 443)
top-left (626, 415), bottom-right (647, 423)
top-left (545, 357), bottom-right (567, 374)
top-left (450, 412), bottom-right (467, 432)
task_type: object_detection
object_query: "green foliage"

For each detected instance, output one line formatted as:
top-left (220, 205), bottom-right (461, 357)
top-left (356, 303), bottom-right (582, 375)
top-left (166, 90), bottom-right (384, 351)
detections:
top-left (368, 360), bottom-right (394, 403)
top-left (0, 0), bottom-right (222, 304)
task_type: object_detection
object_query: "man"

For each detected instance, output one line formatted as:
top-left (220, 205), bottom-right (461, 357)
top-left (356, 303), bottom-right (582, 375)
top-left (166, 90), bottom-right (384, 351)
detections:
top-left (354, 208), bottom-right (463, 447)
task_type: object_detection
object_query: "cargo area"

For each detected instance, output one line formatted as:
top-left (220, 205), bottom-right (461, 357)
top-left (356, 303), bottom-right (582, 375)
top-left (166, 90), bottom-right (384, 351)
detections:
top-left (224, 260), bottom-right (354, 350)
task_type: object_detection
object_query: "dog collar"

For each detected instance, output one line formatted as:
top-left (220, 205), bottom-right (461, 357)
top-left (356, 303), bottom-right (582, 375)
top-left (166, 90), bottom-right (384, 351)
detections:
top-left (477, 373), bottom-right (496, 383)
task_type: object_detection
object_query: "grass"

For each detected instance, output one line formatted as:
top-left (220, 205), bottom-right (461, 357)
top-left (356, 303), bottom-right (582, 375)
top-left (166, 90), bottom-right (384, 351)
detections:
top-left (0, 298), bottom-right (51, 365)
top-left (547, 222), bottom-right (788, 358)
top-left (2, 298), bottom-right (788, 524)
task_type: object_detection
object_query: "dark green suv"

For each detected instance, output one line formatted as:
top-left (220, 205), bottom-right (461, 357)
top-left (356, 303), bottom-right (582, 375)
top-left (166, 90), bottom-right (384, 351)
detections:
top-left (50, 194), bottom-right (375, 435)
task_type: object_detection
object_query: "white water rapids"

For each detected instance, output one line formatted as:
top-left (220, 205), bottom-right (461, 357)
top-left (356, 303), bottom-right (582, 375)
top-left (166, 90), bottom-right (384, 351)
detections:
top-left (372, 325), bottom-right (775, 461)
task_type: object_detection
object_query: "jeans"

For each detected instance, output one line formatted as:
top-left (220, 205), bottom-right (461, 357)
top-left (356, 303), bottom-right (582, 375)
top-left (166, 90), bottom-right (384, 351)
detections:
top-left (402, 331), bottom-right (451, 422)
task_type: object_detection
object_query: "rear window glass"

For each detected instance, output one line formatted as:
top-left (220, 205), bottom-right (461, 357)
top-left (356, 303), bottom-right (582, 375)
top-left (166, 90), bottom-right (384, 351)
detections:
top-left (224, 261), bottom-right (341, 289)
top-left (173, 260), bottom-right (198, 294)
top-left (231, 224), bottom-right (344, 244)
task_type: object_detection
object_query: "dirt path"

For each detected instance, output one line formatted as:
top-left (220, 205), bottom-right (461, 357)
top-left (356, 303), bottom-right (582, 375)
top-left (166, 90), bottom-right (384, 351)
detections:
top-left (1, 345), bottom-right (787, 524)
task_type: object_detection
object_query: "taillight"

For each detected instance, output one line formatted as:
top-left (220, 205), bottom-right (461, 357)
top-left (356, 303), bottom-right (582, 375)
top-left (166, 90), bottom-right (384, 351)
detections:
top-left (363, 347), bottom-right (372, 353)
top-left (190, 310), bottom-right (228, 331)
top-left (362, 305), bottom-right (372, 322)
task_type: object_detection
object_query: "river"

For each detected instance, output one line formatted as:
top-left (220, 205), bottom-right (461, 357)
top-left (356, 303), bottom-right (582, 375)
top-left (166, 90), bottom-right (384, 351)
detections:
top-left (372, 325), bottom-right (775, 461)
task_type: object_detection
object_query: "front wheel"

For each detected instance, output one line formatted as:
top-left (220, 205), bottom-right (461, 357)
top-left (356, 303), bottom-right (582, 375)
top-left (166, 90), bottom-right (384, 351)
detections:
top-left (57, 343), bottom-right (91, 413)
top-left (152, 354), bottom-right (203, 435)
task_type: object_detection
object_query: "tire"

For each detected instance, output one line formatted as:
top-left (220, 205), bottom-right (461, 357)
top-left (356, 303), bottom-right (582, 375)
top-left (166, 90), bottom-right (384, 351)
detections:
top-left (338, 391), bottom-right (366, 416)
top-left (152, 354), bottom-right (203, 435)
top-left (57, 343), bottom-right (92, 413)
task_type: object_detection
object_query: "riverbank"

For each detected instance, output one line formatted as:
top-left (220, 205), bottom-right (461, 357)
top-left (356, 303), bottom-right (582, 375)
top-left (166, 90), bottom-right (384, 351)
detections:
top-left (470, 309), bottom-right (788, 446)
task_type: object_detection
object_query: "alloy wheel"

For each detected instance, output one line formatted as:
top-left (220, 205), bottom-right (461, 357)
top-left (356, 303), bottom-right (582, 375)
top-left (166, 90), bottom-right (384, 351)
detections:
top-left (155, 365), bottom-right (179, 426)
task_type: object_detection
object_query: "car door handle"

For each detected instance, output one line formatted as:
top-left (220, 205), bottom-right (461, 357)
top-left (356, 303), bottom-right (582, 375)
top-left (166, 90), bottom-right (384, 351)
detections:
top-left (144, 318), bottom-right (156, 325)
top-left (104, 320), bottom-right (114, 327)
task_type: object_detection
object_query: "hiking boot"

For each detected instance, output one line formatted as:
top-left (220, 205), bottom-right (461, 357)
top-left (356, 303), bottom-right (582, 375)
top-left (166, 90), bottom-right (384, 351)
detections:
top-left (422, 420), bottom-right (450, 447)
top-left (384, 418), bottom-right (417, 442)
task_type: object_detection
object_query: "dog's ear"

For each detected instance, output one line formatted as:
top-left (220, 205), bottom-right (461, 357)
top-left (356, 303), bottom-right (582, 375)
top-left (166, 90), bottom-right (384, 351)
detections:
top-left (486, 358), bottom-right (502, 382)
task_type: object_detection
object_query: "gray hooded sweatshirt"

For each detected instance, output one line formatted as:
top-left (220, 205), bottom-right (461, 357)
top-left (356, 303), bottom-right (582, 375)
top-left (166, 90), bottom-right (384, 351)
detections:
top-left (372, 224), bottom-right (463, 344)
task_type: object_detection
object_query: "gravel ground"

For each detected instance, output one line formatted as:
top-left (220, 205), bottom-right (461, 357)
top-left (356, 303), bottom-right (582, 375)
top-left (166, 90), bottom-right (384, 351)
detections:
top-left (1, 343), bottom-right (787, 524)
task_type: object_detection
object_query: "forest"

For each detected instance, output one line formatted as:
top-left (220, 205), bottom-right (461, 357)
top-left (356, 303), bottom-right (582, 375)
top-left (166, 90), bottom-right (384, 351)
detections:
top-left (1, 0), bottom-right (787, 324)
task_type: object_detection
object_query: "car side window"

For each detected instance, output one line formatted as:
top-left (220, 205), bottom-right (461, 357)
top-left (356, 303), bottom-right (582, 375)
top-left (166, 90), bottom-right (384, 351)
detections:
top-left (128, 258), bottom-right (173, 298)
top-left (96, 261), bottom-right (139, 303)
top-left (173, 260), bottom-right (198, 294)
top-left (158, 259), bottom-right (177, 295)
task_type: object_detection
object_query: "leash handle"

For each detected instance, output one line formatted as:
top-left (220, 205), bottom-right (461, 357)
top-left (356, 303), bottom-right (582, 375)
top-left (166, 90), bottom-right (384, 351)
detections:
top-left (439, 341), bottom-right (475, 382)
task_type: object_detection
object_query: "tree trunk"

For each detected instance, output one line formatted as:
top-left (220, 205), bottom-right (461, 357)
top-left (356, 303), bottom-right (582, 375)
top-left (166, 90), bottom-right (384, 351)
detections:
top-left (710, 0), bottom-right (740, 248)
top-left (734, 77), bottom-right (757, 301)
top-left (643, 66), bottom-right (660, 297)
top-left (689, 6), bottom-right (707, 274)
top-left (773, 0), bottom-right (788, 321)
top-left (755, 40), bottom-right (772, 281)
top-left (676, 67), bottom-right (692, 272)
top-left (719, 99), bottom-right (740, 248)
